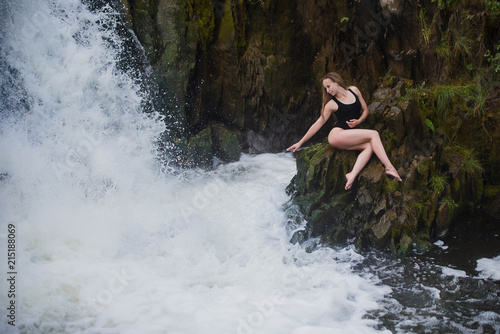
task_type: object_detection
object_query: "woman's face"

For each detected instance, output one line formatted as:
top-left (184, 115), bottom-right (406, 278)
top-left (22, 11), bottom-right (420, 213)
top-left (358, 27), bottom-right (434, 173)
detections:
top-left (323, 78), bottom-right (338, 96)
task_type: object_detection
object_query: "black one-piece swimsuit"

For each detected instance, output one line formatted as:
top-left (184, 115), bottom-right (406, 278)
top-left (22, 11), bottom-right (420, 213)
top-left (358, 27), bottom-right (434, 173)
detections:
top-left (332, 89), bottom-right (361, 130)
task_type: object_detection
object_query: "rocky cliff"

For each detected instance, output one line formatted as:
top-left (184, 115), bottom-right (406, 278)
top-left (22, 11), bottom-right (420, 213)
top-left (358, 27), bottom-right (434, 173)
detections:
top-left (115, 0), bottom-right (500, 253)
top-left (119, 0), bottom-right (499, 164)
top-left (287, 77), bottom-right (499, 254)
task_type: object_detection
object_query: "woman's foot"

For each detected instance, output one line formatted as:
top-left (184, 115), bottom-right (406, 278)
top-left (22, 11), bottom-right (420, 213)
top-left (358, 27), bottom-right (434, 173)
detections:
top-left (385, 166), bottom-right (402, 182)
top-left (345, 172), bottom-right (358, 190)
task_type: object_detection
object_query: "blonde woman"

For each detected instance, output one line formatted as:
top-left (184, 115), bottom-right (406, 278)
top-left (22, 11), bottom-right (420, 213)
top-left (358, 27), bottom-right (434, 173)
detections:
top-left (287, 72), bottom-right (402, 190)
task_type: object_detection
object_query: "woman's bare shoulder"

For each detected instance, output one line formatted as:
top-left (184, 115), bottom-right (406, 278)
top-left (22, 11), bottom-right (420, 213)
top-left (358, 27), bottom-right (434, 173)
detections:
top-left (325, 99), bottom-right (338, 112)
top-left (348, 86), bottom-right (362, 94)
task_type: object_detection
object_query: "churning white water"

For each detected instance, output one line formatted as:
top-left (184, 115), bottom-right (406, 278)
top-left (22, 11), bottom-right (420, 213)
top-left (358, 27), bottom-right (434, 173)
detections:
top-left (0, 0), bottom-right (392, 333)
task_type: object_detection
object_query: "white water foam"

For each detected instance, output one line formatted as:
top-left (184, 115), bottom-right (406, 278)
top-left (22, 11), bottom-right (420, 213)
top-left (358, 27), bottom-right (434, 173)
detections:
top-left (0, 1), bottom-right (391, 333)
top-left (476, 255), bottom-right (500, 280)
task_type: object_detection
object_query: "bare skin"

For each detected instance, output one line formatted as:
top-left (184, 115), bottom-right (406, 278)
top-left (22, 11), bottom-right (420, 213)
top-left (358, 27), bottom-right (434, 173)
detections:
top-left (287, 79), bottom-right (402, 190)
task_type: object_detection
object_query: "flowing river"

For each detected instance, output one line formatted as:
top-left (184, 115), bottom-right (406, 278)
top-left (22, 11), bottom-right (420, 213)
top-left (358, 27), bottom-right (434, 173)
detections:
top-left (0, 1), bottom-right (499, 333)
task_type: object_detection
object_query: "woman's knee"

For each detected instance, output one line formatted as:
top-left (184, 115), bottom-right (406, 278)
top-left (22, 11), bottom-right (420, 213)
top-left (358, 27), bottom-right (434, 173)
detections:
top-left (327, 132), bottom-right (341, 148)
top-left (328, 137), bottom-right (340, 148)
top-left (367, 129), bottom-right (380, 139)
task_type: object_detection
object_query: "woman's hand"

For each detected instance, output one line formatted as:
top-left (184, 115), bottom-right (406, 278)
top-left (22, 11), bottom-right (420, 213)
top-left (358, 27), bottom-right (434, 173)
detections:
top-left (346, 119), bottom-right (360, 128)
top-left (287, 142), bottom-right (302, 152)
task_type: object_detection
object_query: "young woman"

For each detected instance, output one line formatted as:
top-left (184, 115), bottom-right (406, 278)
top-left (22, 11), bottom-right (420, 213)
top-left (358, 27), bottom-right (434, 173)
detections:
top-left (287, 72), bottom-right (402, 190)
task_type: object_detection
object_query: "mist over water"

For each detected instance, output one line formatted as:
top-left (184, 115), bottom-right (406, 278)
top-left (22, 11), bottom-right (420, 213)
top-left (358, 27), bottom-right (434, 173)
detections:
top-left (0, 1), bottom-right (393, 333)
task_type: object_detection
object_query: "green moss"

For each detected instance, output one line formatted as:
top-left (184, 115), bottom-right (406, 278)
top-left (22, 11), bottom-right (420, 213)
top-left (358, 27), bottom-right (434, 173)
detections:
top-left (397, 234), bottom-right (413, 256)
top-left (427, 85), bottom-right (472, 117)
top-left (442, 144), bottom-right (484, 210)
top-left (404, 198), bottom-right (428, 223)
top-left (187, 127), bottom-right (213, 167)
top-left (419, 8), bottom-right (435, 49)
top-left (467, 73), bottom-right (492, 117)
top-left (484, 42), bottom-right (500, 77)
top-left (451, 176), bottom-right (462, 195)
top-left (405, 79), bottom-right (492, 148)
top-left (211, 124), bottom-right (241, 162)
top-left (413, 234), bottom-right (432, 253)
top-left (218, 3), bottom-right (235, 44)
top-left (484, 185), bottom-right (500, 199)
top-left (436, 37), bottom-right (452, 62)
top-left (431, 0), bottom-right (460, 11)
top-left (381, 129), bottom-right (399, 153)
top-left (443, 196), bottom-right (459, 213)
top-left (308, 194), bottom-right (352, 240)
top-left (445, 144), bottom-right (484, 178)
top-left (134, 0), bottom-right (149, 12)
top-left (288, 77), bottom-right (493, 254)
top-left (429, 172), bottom-right (449, 195)
top-left (180, 0), bottom-right (216, 51)
top-left (416, 157), bottom-right (434, 186)
top-left (382, 178), bottom-right (398, 193)
top-left (381, 75), bottom-right (399, 88)
top-left (486, 0), bottom-right (500, 18)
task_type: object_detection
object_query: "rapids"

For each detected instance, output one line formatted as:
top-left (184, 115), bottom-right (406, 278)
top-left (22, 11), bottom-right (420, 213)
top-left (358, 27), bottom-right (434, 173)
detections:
top-left (0, 1), bottom-right (498, 334)
top-left (0, 1), bottom-right (389, 333)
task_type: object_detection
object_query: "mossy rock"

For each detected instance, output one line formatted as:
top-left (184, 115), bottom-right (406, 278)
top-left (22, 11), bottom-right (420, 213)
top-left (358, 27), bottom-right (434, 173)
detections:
top-left (285, 78), bottom-right (495, 255)
top-left (183, 124), bottom-right (242, 168)
top-left (482, 185), bottom-right (500, 218)
top-left (396, 234), bottom-right (413, 256)
top-left (369, 210), bottom-right (397, 248)
top-left (187, 127), bottom-right (213, 168)
top-left (211, 124), bottom-right (241, 163)
top-left (131, 8), bottom-right (156, 60)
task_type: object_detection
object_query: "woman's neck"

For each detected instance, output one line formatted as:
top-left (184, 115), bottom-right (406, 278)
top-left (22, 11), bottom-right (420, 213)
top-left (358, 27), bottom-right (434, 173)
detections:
top-left (334, 86), bottom-right (348, 99)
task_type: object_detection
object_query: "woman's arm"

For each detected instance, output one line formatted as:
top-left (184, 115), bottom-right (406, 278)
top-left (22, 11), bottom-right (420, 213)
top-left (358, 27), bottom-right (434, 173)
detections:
top-left (287, 104), bottom-right (334, 152)
top-left (346, 86), bottom-right (369, 128)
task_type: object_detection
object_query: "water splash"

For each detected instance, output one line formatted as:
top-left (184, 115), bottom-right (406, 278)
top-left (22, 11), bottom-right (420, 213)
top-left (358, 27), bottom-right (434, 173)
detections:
top-left (0, 1), bottom-right (392, 333)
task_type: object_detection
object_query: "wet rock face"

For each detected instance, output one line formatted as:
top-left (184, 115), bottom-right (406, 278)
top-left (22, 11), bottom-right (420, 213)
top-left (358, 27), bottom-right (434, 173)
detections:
top-left (379, 0), bottom-right (404, 14)
top-left (124, 0), bottom-right (497, 163)
top-left (286, 79), bottom-right (487, 255)
top-left (121, 0), bottom-right (499, 250)
top-left (123, 0), bottom-right (429, 156)
top-left (172, 123), bottom-right (242, 169)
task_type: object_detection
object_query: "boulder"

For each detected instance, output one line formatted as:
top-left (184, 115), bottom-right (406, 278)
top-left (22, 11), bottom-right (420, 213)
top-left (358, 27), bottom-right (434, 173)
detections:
top-left (286, 79), bottom-right (488, 254)
top-left (179, 123), bottom-right (241, 168)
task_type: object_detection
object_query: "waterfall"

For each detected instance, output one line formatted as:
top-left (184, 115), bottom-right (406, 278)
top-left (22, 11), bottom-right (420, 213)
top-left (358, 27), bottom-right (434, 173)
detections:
top-left (0, 1), bottom-right (392, 333)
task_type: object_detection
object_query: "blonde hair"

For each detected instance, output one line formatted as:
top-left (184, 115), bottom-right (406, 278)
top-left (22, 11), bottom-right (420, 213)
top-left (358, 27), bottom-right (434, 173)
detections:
top-left (321, 72), bottom-right (347, 117)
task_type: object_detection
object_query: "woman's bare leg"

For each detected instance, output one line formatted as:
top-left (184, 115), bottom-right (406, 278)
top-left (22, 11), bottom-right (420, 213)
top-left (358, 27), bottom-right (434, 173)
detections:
top-left (328, 128), bottom-right (402, 182)
top-left (345, 143), bottom-right (372, 190)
